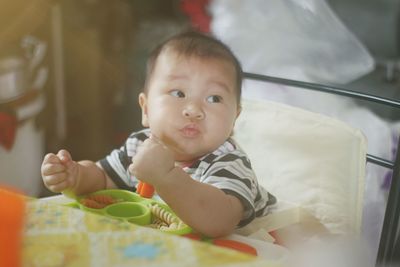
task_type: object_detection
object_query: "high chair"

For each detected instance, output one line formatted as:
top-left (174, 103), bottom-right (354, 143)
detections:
top-left (234, 98), bottom-right (366, 238)
top-left (233, 72), bottom-right (400, 267)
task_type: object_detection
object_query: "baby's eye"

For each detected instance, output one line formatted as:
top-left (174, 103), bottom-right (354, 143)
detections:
top-left (206, 95), bottom-right (222, 103)
top-left (169, 90), bottom-right (185, 98)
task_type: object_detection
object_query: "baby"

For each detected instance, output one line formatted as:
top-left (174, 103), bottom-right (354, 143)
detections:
top-left (41, 31), bottom-right (276, 237)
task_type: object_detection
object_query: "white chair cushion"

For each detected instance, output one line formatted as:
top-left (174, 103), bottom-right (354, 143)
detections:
top-left (234, 99), bottom-right (367, 235)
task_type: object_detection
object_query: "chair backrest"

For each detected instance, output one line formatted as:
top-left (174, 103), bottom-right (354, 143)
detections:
top-left (241, 72), bottom-right (400, 266)
top-left (234, 98), bottom-right (367, 235)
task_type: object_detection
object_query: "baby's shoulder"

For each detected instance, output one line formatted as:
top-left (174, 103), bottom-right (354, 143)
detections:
top-left (123, 129), bottom-right (150, 154)
top-left (199, 140), bottom-right (252, 169)
top-left (127, 129), bottom-right (150, 141)
top-left (213, 138), bottom-right (249, 159)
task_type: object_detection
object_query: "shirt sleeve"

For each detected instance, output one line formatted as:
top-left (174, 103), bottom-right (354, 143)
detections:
top-left (199, 153), bottom-right (262, 227)
top-left (98, 130), bottom-right (149, 190)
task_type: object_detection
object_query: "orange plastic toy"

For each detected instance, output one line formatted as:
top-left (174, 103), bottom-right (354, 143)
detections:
top-left (213, 239), bottom-right (258, 256)
top-left (182, 233), bottom-right (203, 241)
top-left (136, 181), bottom-right (155, 198)
top-left (182, 233), bottom-right (258, 256)
top-left (0, 186), bottom-right (25, 267)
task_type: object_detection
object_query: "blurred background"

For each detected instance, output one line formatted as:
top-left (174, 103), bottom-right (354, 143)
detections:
top-left (0, 0), bottom-right (400, 211)
top-left (0, 0), bottom-right (191, 197)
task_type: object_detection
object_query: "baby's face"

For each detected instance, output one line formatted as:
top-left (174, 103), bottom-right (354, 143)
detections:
top-left (139, 50), bottom-right (240, 162)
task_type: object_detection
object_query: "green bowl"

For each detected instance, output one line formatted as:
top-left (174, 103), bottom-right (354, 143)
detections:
top-left (77, 189), bottom-right (192, 234)
top-left (105, 202), bottom-right (151, 226)
top-left (78, 189), bottom-right (144, 214)
top-left (83, 189), bottom-right (143, 202)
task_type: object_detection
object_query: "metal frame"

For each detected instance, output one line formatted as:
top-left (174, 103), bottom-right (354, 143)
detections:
top-left (243, 72), bottom-right (400, 267)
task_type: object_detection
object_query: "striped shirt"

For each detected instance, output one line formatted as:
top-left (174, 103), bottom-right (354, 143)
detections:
top-left (99, 129), bottom-right (276, 227)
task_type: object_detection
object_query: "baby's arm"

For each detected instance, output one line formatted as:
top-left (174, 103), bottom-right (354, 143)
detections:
top-left (129, 139), bottom-right (243, 237)
top-left (41, 149), bottom-right (117, 196)
top-left (157, 168), bottom-right (244, 237)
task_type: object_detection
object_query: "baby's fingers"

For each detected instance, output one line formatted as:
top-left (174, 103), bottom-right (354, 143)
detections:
top-left (41, 162), bottom-right (66, 176)
top-left (57, 149), bottom-right (72, 164)
top-left (43, 153), bottom-right (62, 164)
top-left (42, 172), bottom-right (70, 192)
top-left (46, 179), bottom-right (70, 193)
top-left (43, 172), bottom-right (68, 185)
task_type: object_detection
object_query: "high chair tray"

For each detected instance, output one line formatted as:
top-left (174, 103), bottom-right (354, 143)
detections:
top-left (66, 189), bottom-right (193, 236)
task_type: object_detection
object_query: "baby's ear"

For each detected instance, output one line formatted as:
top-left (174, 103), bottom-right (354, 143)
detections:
top-left (138, 93), bottom-right (149, 127)
top-left (231, 105), bottom-right (242, 134)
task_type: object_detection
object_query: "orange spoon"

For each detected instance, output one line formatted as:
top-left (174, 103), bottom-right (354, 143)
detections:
top-left (136, 181), bottom-right (155, 198)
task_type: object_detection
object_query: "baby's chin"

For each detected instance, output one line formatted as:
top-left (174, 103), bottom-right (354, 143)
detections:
top-left (172, 149), bottom-right (205, 164)
top-left (173, 154), bottom-right (199, 163)
top-left (172, 144), bottom-right (223, 163)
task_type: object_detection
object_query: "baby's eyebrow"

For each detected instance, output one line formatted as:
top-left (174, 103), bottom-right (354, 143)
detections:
top-left (208, 80), bottom-right (231, 93)
top-left (167, 74), bottom-right (187, 81)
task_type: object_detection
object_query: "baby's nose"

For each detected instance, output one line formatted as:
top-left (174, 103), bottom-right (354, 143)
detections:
top-left (182, 104), bottom-right (205, 120)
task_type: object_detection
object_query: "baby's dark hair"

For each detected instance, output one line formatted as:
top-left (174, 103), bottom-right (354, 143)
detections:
top-left (144, 30), bottom-right (243, 104)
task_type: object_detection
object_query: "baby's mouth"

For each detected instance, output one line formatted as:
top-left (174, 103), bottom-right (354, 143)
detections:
top-left (180, 124), bottom-right (200, 138)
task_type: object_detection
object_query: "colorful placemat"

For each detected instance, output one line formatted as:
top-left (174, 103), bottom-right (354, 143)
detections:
top-left (23, 200), bottom-right (280, 266)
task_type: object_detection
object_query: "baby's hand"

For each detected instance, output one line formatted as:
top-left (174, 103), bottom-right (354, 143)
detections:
top-left (129, 137), bottom-right (175, 186)
top-left (41, 149), bottom-right (79, 193)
